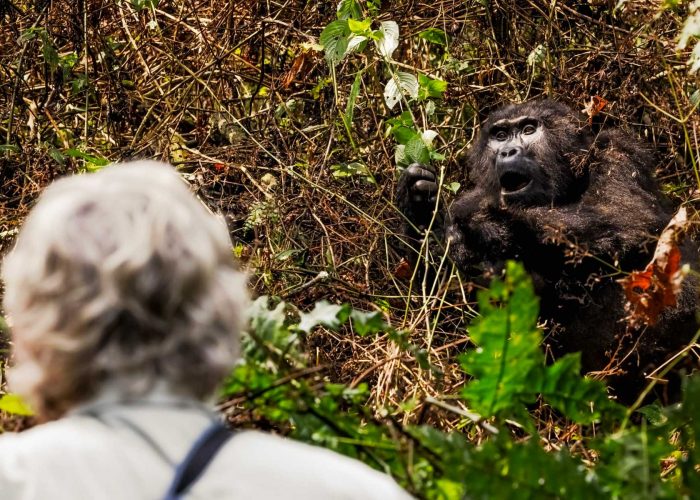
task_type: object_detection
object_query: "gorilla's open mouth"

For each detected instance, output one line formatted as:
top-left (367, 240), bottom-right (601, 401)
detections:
top-left (499, 171), bottom-right (532, 194)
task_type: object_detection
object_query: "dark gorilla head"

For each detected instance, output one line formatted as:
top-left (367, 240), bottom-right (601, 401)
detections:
top-left (466, 100), bottom-right (593, 208)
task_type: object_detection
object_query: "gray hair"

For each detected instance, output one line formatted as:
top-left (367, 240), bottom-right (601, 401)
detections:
top-left (2, 161), bottom-right (247, 419)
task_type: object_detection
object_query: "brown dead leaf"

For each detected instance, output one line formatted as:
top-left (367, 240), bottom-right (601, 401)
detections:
top-left (281, 51), bottom-right (309, 89)
top-left (619, 206), bottom-right (689, 327)
top-left (393, 258), bottom-right (413, 280)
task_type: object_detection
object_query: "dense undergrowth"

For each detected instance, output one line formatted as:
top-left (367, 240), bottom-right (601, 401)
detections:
top-left (1, 0), bottom-right (700, 497)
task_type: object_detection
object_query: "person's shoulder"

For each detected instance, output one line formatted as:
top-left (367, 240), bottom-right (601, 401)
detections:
top-left (214, 430), bottom-right (412, 499)
top-left (0, 416), bottom-right (108, 460)
top-left (0, 417), bottom-right (105, 497)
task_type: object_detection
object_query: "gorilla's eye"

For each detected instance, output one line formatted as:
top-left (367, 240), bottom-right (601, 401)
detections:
top-left (522, 123), bottom-right (537, 135)
top-left (494, 130), bottom-right (508, 141)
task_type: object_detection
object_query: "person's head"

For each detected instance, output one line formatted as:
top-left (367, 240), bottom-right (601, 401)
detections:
top-left (2, 161), bottom-right (247, 420)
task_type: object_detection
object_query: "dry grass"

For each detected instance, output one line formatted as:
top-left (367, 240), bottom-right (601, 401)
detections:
top-left (1, 0), bottom-right (699, 434)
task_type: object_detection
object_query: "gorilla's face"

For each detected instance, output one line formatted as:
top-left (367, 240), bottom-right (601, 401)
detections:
top-left (487, 116), bottom-right (552, 207)
top-left (469, 101), bottom-right (592, 209)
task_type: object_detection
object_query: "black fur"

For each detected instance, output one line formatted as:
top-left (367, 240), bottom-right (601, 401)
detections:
top-left (396, 99), bottom-right (698, 403)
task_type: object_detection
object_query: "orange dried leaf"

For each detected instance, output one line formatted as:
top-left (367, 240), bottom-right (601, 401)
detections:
top-left (281, 51), bottom-right (309, 89)
top-left (619, 207), bottom-right (688, 327)
top-left (583, 96), bottom-right (609, 124)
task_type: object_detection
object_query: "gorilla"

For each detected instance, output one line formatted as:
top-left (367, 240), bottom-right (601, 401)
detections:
top-left (396, 99), bottom-right (698, 403)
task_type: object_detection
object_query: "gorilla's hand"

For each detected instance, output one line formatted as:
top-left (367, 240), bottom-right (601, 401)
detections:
top-left (396, 163), bottom-right (439, 231)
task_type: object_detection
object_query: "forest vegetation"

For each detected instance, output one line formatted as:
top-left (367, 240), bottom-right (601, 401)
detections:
top-left (1, 0), bottom-right (700, 497)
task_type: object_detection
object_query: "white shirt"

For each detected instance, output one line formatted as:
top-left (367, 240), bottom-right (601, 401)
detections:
top-left (0, 398), bottom-right (412, 499)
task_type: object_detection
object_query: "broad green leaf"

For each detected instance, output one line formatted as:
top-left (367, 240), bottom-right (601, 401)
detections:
top-left (273, 249), bottom-right (302, 261)
top-left (595, 429), bottom-right (677, 499)
top-left (247, 296), bottom-right (290, 353)
top-left (346, 34), bottom-right (367, 54)
top-left (678, 2), bottom-right (700, 50)
top-left (418, 74), bottom-right (447, 100)
top-left (394, 144), bottom-right (408, 167)
top-left (541, 353), bottom-right (622, 424)
top-left (0, 394), bottom-right (34, 416)
top-left (348, 18), bottom-right (372, 34)
top-left (383, 71), bottom-right (418, 110)
top-left (405, 136), bottom-right (430, 165)
top-left (349, 309), bottom-right (387, 336)
top-left (445, 181), bottom-right (460, 194)
top-left (390, 125), bottom-right (419, 145)
top-left (336, 0), bottom-right (361, 20)
top-left (418, 27), bottom-right (448, 46)
top-left (689, 88), bottom-right (700, 106)
top-left (375, 21), bottom-right (399, 59)
top-left (460, 261), bottom-right (542, 416)
top-left (320, 20), bottom-right (350, 64)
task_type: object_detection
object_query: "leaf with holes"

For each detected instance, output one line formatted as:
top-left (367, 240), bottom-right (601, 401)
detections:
top-left (320, 20), bottom-right (350, 64)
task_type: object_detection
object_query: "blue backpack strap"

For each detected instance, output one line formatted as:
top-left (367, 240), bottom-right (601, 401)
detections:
top-left (163, 421), bottom-right (234, 500)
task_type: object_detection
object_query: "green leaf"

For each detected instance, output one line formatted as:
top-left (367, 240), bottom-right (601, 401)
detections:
top-left (421, 129), bottom-right (438, 147)
top-left (418, 27), bottom-right (448, 46)
top-left (131, 0), bottom-right (159, 11)
top-left (320, 20), bottom-right (351, 64)
top-left (390, 125), bottom-right (419, 145)
top-left (460, 261), bottom-right (543, 417)
top-left (350, 309), bottom-right (387, 336)
top-left (348, 18), bottom-right (372, 34)
top-left (541, 353), bottom-right (622, 424)
top-left (594, 428), bottom-right (677, 499)
top-left (418, 74), bottom-right (447, 100)
top-left (297, 301), bottom-right (348, 333)
top-left (64, 148), bottom-right (110, 167)
top-left (273, 249), bottom-right (302, 262)
top-left (0, 144), bottom-right (20, 153)
top-left (394, 144), bottom-right (408, 167)
top-left (527, 44), bottom-right (547, 67)
top-left (330, 162), bottom-right (373, 183)
top-left (445, 181), bottom-right (460, 194)
top-left (48, 148), bottom-right (66, 166)
top-left (247, 296), bottom-right (290, 352)
top-left (636, 403), bottom-right (667, 426)
top-left (344, 70), bottom-right (362, 129)
top-left (336, 0), bottom-right (362, 20)
top-left (0, 394), bottom-right (34, 416)
top-left (405, 136), bottom-right (430, 165)
top-left (690, 88), bottom-right (700, 107)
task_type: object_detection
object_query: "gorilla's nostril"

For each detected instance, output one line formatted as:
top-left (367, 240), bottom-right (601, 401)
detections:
top-left (500, 171), bottom-right (531, 193)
